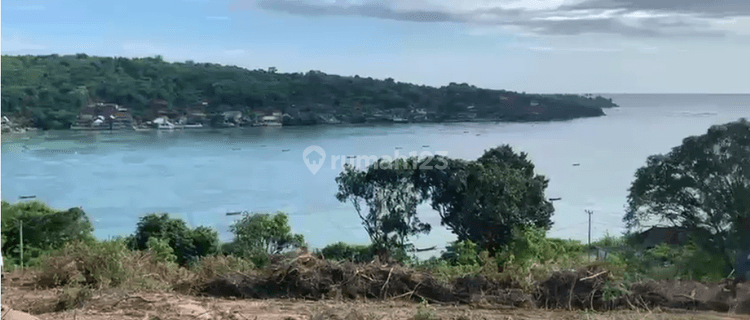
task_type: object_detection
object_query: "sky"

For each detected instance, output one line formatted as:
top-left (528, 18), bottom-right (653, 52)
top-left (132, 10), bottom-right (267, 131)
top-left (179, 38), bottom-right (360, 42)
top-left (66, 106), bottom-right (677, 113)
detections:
top-left (2, 0), bottom-right (749, 93)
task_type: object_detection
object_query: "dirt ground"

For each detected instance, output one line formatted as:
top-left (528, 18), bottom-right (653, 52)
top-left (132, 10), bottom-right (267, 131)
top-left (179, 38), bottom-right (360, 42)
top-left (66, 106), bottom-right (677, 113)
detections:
top-left (3, 271), bottom-right (749, 320)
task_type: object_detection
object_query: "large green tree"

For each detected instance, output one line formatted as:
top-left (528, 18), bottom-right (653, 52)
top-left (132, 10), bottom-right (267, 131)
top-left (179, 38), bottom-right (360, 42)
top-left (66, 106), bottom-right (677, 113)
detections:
top-left (335, 158), bottom-right (431, 258)
top-left (128, 213), bottom-right (219, 265)
top-left (417, 146), bottom-right (555, 254)
top-left (1, 201), bottom-right (94, 267)
top-left (625, 118), bottom-right (750, 271)
top-left (227, 212), bottom-right (305, 267)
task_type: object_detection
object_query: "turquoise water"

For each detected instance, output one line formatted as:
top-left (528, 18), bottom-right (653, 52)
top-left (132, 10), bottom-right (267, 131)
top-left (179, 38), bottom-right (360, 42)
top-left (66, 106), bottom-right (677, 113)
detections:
top-left (2, 94), bottom-right (749, 256)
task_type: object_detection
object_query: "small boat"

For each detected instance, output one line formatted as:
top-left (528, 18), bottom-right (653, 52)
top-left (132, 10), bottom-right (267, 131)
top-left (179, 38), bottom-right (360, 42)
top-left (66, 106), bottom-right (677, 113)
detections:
top-left (282, 149), bottom-right (290, 152)
top-left (549, 197), bottom-right (562, 201)
top-left (19, 195), bottom-right (36, 199)
top-left (573, 163), bottom-right (580, 166)
top-left (464, 131), bottom-right (469, 133)
top-left (476, 134), bottom-right (481, 136)
top-left (346, 155), bottom-right (356, 159)
top-left (392, 117), bottom-right (408, 123)
top-left (181, 123), bottom-right (203, 129)
top-left (232, 148), bottom-right (241, 151)
top-left (422, 145), bottom-right (430, 148)
top-left (395, 147), bottom-right (403, 149)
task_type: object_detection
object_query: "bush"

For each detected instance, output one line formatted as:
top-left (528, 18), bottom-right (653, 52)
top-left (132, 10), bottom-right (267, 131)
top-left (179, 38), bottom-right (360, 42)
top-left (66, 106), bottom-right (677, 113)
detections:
top-left (190, 255), bottom-right (255, 282)
top-left (226, 212), bottom-right (305, 268)
top-left (128, 213), bottom-right (219, 266)
top-left (1, 200), bottom-right (94, 267)
top-left (37, 239), bottom-right (185, 290)
top-left (319, 242), bottom-right (374, 263)
top-left (441, 240), bottom-right (480, 266)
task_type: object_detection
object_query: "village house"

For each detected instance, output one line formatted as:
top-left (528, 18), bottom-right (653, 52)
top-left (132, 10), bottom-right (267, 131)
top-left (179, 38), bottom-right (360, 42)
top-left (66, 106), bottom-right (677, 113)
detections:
top-left (638, 226), bottom-right (689, 249)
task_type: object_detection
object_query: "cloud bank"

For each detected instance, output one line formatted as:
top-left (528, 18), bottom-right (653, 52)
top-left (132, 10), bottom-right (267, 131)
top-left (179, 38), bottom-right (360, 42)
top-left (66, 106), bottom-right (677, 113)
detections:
top-left (230, 0), bottom-right (748, 37)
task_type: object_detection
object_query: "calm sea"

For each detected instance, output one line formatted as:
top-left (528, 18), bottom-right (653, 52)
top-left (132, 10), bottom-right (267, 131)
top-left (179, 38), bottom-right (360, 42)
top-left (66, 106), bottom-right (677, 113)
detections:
top-left (2, 94), bottom-right (749, 256)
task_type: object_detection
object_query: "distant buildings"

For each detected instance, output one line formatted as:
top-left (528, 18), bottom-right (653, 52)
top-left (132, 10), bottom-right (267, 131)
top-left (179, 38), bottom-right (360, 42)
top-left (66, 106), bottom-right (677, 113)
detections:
top-left (73, 103), bottom-right (132, 130)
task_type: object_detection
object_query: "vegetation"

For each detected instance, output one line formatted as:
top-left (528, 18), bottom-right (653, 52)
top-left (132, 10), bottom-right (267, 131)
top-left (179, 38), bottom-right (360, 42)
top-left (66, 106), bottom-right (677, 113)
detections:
top-left (1, 200), bottom-right (94, 267)
top-left (224, 211), bottom-right (305, 267)
top-left (624, 118), bottom-right (750, 273)
top-left (0, 54), bottom-right (617, 130)
top-left (4, 119), bottom-right (749, 316)
top-left (126, 213), bottom-right (219, 266)
top-left (336, 145), bottom-right (554, 257)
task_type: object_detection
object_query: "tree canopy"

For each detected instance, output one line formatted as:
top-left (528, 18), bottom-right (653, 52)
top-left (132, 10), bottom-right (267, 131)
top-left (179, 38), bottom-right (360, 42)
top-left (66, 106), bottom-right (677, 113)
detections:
top-left (226, 212), bottom-right (305, 267)
top-left (625, 118), bottom-right (750, 271)
top-left (336, 145), bottom-right (555, 257)
top-left (1, 54), bottom-right (616, 129)
top-left (1, 200), bottom-right (94, 267)
top-left (127, 213), bottom-right (219, 265)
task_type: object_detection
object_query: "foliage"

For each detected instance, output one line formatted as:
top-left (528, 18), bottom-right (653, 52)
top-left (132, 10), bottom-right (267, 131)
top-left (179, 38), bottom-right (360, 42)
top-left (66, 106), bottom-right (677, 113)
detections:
top-left (37, 239), bottom-right (185, 290)
top-left (441, 240), bottom-right (481, 266)
top-left (190, 254), bottom-right (255, 282)
top-left (625, 118), bottom-right (750, 271)
top-left (495, 227), bottom-right (584, 271)
top-left (1, 200), bottom-right (94, 267)
top-left (318, 242), bottom-right (375, 263)
top-left (147, 237), bottom-right (177, 264)
top-left (335, 158), bottom-right (431, 255)
top-left (1, 54), bottom-right (615, 129)
top-left (417, 146), bottom-right (555, 254)
top-left (128, 213), bottom-right (219, 265)
top-left (621, 242), bottom-right (726, 281)
top-left (227, 211), bottom-right (305, 267)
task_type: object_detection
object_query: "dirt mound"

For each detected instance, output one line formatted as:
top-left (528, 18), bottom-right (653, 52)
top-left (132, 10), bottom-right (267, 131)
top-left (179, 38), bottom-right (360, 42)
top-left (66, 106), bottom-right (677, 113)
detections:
top-left (202, 257), bottom-right (750, 315)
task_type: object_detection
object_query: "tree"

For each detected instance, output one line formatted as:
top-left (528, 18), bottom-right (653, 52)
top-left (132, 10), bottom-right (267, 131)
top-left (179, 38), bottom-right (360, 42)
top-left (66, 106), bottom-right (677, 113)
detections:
top-left (228, 212), bottom-right (305, 266)
top-left (335, 158), bottom-right (431, 259)
top-left (415, 146), bottom-right (554, 255)
top-left (1, 201), bottom-right (94, 267)
top-left (128, 213), bottom-right (219, 265)
top-left (625, 118), bottom-right (750, 271)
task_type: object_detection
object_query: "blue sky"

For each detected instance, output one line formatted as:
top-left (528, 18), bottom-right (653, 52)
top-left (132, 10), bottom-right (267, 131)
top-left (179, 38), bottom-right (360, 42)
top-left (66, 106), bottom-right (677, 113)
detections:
top-left (2, 0), bottom-right (750, 93)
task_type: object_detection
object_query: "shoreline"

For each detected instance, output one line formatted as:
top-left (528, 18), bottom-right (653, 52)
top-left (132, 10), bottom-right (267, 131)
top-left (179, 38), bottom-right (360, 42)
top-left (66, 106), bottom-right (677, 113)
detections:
top-left (6, 113), bottom-right (608, 134)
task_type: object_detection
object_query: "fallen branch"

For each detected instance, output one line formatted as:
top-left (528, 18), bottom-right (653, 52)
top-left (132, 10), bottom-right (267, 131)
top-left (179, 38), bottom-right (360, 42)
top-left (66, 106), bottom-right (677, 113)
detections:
top-left (381, 267), bottom-right (394, 299)
top-left (390, 291), bottom-right (415, 300)
top-left (579, 270), bottom-right (608, 281)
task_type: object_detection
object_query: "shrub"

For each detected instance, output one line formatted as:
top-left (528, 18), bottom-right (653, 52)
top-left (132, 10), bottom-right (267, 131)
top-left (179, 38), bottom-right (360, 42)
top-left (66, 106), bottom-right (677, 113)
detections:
top-left (190, 255), bottom-right (255, 282)
top-left (319, 242), bottom-right (374, 262)
top-left (128, 213), bottom-right (219, 266)
top-left (1, 200), bottom-right (94, 267)
top-left (37, 239), bottom-right (185, 290)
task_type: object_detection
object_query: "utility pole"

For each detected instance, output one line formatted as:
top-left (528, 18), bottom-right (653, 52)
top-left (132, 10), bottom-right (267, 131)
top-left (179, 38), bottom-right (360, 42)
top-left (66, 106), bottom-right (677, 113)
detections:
top-left (585, 210), bottom-right (593, 262)
top-left (20, 219), bottom-right (24, 269)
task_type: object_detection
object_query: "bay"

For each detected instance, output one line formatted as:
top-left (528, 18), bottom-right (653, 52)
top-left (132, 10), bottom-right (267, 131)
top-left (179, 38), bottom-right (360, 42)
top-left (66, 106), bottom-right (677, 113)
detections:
top-left (2, 94), bottom-right (748, 256)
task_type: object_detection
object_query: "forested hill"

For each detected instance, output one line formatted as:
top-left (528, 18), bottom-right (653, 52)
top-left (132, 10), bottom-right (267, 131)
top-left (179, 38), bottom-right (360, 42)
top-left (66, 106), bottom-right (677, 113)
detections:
top-left (1, 54), bottom-right (618, 129)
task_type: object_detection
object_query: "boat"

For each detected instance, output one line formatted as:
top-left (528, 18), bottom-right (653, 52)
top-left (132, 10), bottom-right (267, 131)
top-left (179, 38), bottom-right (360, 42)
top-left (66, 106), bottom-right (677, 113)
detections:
top-left (392, 117), bottom-right (408, 123)
top-left (573, 163), bottom-right (581, 166)
top-left (282, 149), bottom-right (290, 152)
top-left (180, 123), bottom-right (203, 129)
top-left (156, 122), bottom-right (175, 130)
top-left (133, 125), bottom-right (153, 132)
